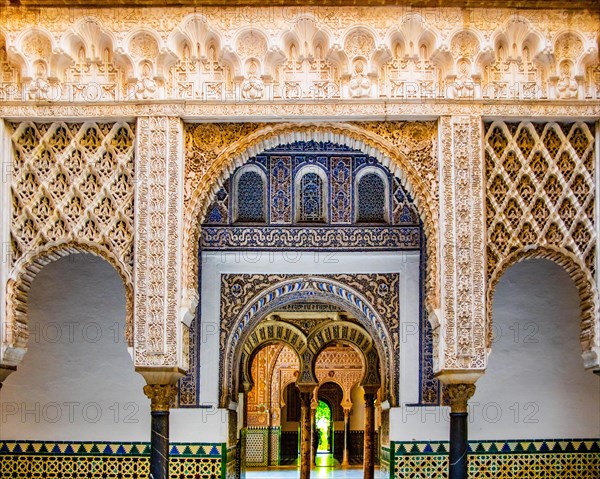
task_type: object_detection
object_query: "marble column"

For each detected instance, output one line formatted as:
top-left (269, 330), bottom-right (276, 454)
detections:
top-left (299, 389), bottom-right (314, 479)
top-left (446, 384), bottom-right (476, 479)
top-left (363, 391), bottom-right (377, 479)
top-left (143, 383), bottom-right (178, 479)
top-left (342, 408), bottom-right (350, 466)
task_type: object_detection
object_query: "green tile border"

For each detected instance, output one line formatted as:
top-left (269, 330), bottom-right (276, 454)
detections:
top-left (392, 438), bottom-right (600, 456)
top-left (0, 441), bottom-right (225, 457)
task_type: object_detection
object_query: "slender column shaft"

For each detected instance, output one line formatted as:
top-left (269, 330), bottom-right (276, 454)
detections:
top-left (150, 410), bottom-right (169, 479)
top-left (363, 393), bottom-right (376, 479)
top-left (446, 384), bottom-right (476, 479)
top-left (143, 384), bottom-right (178, 479)
top-left (311, 407), bottom-right (317, 465)
top-left (299, 391), bottom-right (313, 479)
top-left (342, 409), bottom-right (350, 466)
top-left (449, 412), bottom-right (468, 479)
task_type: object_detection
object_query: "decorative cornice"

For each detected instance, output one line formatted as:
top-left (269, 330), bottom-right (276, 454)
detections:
top-left (1, 101), bottom-right (599, 122)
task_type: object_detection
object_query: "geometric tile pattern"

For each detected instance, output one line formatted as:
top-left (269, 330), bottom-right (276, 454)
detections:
top-left (0, 441), bottom-right (223, 456)
top-left (391, 439), bottom-right (600, 479)
top-left (245, 428), bottom-right (268, 466)
top-left (0, 441), bottom-right (229, 479)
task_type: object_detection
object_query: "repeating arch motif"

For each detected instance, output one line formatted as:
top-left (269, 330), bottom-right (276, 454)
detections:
top-left (221, 277), bottom-right (391, 407)
top-left (240, 320), bottom-right (378, 406)
top-left (0, 10), bottom-right (597, 102)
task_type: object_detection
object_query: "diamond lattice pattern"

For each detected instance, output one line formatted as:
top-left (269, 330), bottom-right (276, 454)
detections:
top-left (485, 121), bottom-right (596, 278)
top-left (9, 122), bottom-right (135, 270)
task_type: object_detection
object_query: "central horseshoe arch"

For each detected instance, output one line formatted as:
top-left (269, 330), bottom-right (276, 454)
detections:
top-left (221, 276), bottom-right (392, 408)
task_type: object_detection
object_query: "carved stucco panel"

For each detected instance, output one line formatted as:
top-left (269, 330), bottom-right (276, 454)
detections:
top-left (437, 115), bottom-right (486, 375)
top-left (134, 116), bottom-right (188, 368)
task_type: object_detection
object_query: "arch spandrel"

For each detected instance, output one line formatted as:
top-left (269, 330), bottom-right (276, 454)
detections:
top-left (183, 120), bottom-right (439, 326)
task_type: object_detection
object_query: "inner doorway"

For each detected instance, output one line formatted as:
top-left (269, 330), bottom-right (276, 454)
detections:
top-left (242, 307), bottom-right (376, 477)
top-left (316, 400), bottom-right (332, 454)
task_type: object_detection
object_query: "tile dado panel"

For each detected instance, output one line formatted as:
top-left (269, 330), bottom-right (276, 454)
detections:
top-left (389, 439), bottom-right (600, 479)
top-left (0, 441), bottom-right (235, 479)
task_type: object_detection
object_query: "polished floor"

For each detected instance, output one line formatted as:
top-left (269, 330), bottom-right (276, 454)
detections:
top-left (246, 467), bottom-right (368, 479)
top-left (247, 454), bottom-right (372, 479)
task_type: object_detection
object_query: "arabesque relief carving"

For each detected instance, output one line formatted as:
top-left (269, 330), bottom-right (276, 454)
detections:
top-left (3, 121), bottom-right (135, 366)
top-left (0, 8), bottom-right (598, 104)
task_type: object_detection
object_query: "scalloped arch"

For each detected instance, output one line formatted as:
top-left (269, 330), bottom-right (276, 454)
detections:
top-left (184, 122), bottom-right (439, 320)
top-left (3, 241), bottom-right (134, 367)
top-left (487, 245), bottom-right (599, 368)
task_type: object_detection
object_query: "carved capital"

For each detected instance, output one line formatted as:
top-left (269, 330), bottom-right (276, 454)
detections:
top-left (143, 384), bottom-right (178, 412)
top-left (299, 390), bottom-right (313, 408)
top-left (446, 383), bottom-right (476, 413)
top-left (364, 392), bottom-right (377, 407)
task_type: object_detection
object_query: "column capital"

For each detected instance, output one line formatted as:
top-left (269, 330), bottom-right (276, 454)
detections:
top-left (446, 383), bottom-right (476, 413)
top-left (143, 384), bottom-right (179, 412)
top-left (363, 391), bottom-right (377, 407)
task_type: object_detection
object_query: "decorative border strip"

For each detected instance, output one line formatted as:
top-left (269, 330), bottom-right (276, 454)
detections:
top-left (393, 439), bottom-right (600, 455)
top-left (201, 226), bottom-right (421, 250)
top-left (0, 441), bottom-right (223, 457)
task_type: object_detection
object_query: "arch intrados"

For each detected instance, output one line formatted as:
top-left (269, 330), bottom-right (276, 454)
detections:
top-left (244, 339), bottom-right (302, 392)
top-left (487, 245), bottom-right (598, 364)
top-left (4, 242), bottom-right (133, 366)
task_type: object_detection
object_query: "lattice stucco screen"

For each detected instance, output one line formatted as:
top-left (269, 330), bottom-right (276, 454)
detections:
top-left (485, 121), bottom-right (596, 350)
top-left (9, 122), bottom-right (135, 269)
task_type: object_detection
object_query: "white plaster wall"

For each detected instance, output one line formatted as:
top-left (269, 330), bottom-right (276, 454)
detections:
top-left (390, 259), bottom-right (600, 442)
top-left (0, 254), bottom-right (150, 441)
top-left (199, 251), bottom-right (421, 444)
top-left (471, 260), bottom-right (600, 440)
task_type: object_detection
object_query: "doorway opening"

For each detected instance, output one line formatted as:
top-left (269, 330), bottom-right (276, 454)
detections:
top-left (315, 400), bottom-right (332, 453)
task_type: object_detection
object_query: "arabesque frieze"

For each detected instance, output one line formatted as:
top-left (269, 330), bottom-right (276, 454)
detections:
top-left (0, 6), bottom-right (598, 105)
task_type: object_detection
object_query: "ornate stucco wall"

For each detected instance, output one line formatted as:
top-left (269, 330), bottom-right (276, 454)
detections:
top-left (0, 4), bottom-right (598, 478)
